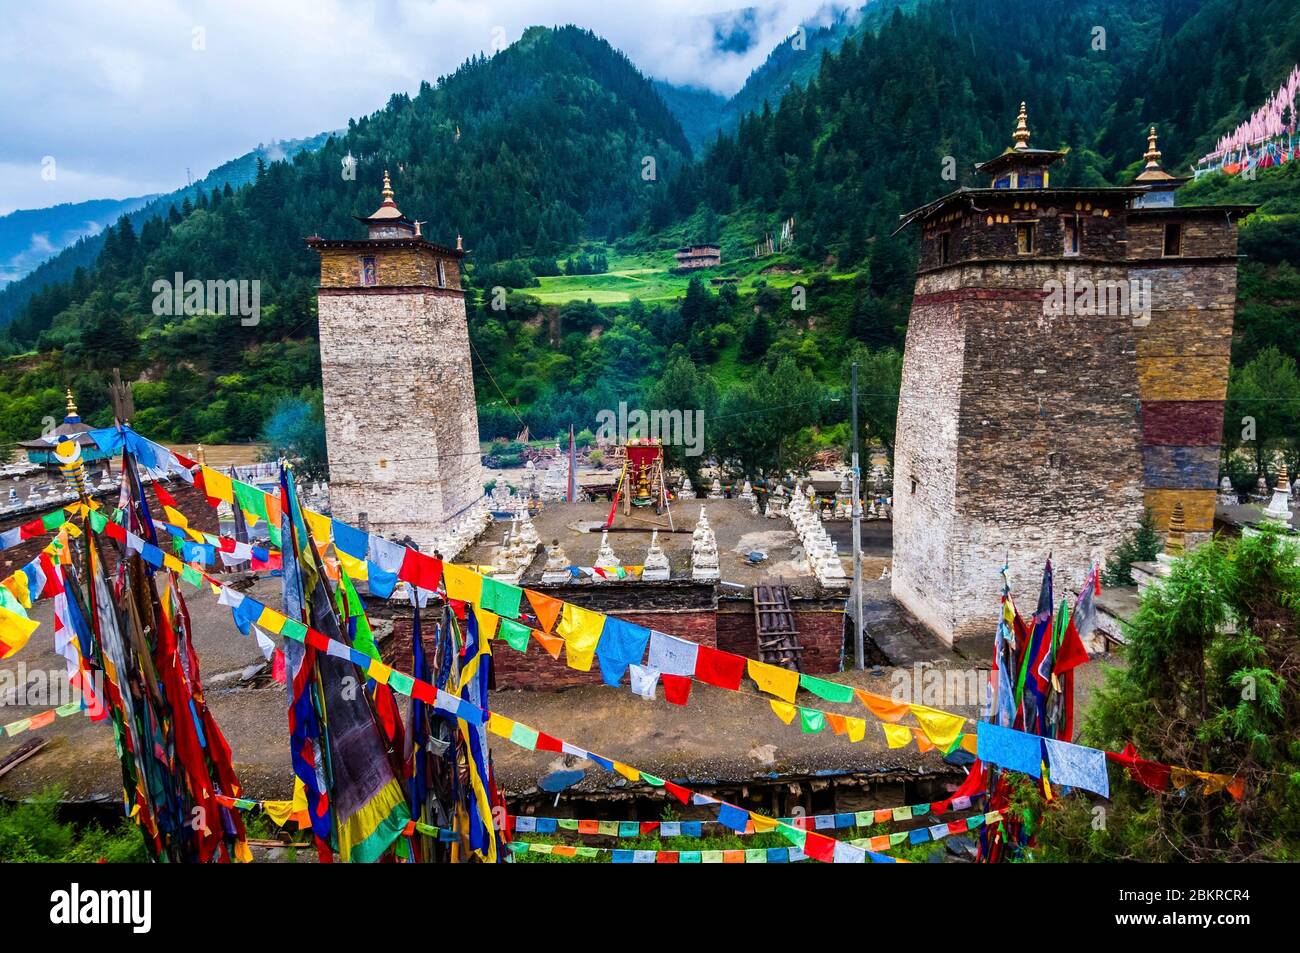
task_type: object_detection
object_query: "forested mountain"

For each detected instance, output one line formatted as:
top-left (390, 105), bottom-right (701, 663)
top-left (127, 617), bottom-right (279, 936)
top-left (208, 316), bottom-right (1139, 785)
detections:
top-left (0, 195), bottom-right (157, 289)
top-left (1, 2), bottom-right (1297, 481)
top-left (0, 133), bottom-right (335, 326)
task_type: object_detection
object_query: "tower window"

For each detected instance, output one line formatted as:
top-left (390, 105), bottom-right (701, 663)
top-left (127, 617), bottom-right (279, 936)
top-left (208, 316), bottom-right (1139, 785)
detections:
top-left (939, 232), bottom-right (951, 264)
top-left (910, 477), bottom-right (918, 495)
top-left (436, 259), bottom-right (446, 288)
top-left (360, 257), bottom-right (377, 286)
top-left (1063, 218), bottom-right (1080, 255)
top-left (1163, 223), bottom-right (1182, 257)
top-left (1016, 223), bottom-right (1036, 255)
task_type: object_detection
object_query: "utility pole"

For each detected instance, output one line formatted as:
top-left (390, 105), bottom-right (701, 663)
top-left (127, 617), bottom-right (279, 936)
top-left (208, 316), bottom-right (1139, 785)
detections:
top-left (850, 361), bottom-right (864, 669)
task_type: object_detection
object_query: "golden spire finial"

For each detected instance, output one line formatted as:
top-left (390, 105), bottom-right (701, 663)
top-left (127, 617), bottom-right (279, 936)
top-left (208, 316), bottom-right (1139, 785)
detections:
top-left (1165, 500), bottom-right (1186, 557)
top-left (65, 388), bottom-right (78, 417)
top-left (456, 233), bottom-right (463, 251)
top-left (1278, 461), bottom-right (1291, 493)
top-left (1013, 102), bottom-right (1031, 151)
top-left (1143, 125), bottom-right (1162, 170)
top-left (381, 169), bottom-right (394, 203)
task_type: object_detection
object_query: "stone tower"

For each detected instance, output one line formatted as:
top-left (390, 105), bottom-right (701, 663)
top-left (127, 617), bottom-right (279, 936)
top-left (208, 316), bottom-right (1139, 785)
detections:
top-left (890, 106), bottom-right (1252, 649)
top-left (307, 172), bottom-right (486, 554)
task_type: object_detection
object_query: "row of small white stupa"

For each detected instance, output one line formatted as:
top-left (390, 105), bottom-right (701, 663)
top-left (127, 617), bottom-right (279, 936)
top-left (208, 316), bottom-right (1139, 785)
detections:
top-left (3, 470), bottom-right (118, 513)
top-left (488, 504), bottom-right (722, 585)
top-left (787, 481), bottom-right (849, 587)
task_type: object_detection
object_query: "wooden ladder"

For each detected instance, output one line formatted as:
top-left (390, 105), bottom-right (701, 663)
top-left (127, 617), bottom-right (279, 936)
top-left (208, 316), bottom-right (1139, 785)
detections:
top-left (753, 577), bottom-right (802, 671)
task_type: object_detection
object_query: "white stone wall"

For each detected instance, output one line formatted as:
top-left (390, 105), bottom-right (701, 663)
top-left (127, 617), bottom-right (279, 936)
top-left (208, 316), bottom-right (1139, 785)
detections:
top-left (317, 289), bottom-right (484, 551)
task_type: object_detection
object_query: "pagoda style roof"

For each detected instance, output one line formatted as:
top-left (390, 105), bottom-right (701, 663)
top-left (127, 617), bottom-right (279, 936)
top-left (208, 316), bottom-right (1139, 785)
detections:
top-left (304, 235), bottom-right (463, 258)
top-left (974, 147), bottom-right (1069, 176)
top-left (17, 390), bottom-right (104, 451)
top-left (893, 186), bottom-right (1145, 235)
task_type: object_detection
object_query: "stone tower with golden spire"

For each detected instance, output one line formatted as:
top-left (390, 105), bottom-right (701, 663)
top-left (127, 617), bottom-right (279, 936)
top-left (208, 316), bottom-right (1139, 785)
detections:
top-left (307, 172), bottom-right (486, 556)
top-left (889, 105), bottom-right (1252, 649)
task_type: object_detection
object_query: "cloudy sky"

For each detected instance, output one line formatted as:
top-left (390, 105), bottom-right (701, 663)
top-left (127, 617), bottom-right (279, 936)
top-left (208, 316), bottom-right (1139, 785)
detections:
top-left (0, 0), bottom-right (855, 215)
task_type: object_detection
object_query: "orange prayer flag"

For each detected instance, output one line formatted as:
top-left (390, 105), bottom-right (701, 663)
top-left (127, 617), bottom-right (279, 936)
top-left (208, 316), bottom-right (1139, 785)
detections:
top-left (533, 630), bottom-right (564, 659)
top-left (552, 844), bottom-right (577, 857)
top-left (722, 849), bottom-right (745, 864)
top-left (526, 589), bottom-right (563, 633)
top-left (856, 689), bottom-right (909, 722)
top-left (912, 727), bottom-right (936, 753)
top-left (826, 713), bottom-right (847, 735)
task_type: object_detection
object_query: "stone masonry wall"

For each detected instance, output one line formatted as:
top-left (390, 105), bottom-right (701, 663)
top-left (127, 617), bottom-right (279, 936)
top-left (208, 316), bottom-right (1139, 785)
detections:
top-left (890, 284), bottom-right (965, 643)
top-left (316, 288), bottom-right (483, 552)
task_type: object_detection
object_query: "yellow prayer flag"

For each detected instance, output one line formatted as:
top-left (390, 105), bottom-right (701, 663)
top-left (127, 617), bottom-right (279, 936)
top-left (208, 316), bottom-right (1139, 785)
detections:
top-left (367, 659), bottom-right (392, 685)
top-left (749, 813), bottom-right (778, 833)
top-left (473, 606), bottom-right (501, 641)
top-left (261, 800), bottom-right (296, 828)
top-left (256, 607), bottom-right (287, 634)
top-left (162, 504), bottom-right (189, 528)
top-left (0, 604), bottom-right (39, 656)
top-left (845, 716), bottom-right (867, 743)
top-left (201, 466), bottom-right (234, 504)
top-left (162, 554), bottom-right (184, 573)
top-left (337, 550), bottom-right (368, 582)
top-left (8, 571), bottom-right (32, 610)
top-left (443, 563), bottom-right (483, 604)
top-left (613, 762), bottom-right (641, 782)
top-left (769, 700), bottom-right (797, 724)
top-left (556, 602), bottom-right (604, 672)
top-left (883, 723), bottom-right (913, 749)
top-left (304, 509), bottom-right (332, 546)
top-left (909, 705), bottom-right (965, 750)
top-left (488, 713), bottom-right (514, 738)
top-left (747, 658), bottom-right (799, 703)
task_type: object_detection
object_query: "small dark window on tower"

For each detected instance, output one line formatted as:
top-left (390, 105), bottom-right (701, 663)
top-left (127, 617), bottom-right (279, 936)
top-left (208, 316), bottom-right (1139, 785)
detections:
top-left (1016, 223), bottom-right (1035, 255)
top-left (436, 259), bottom-right (446, 288)
top-left (1063, 218), bottom-right (1080, 255)
top-left (360, 257), bottom-right (377, 286)
top-left (1163, 223), bottom-right (1182, 256)
top-left (910, 477), bottom-right (918, 495)
top-left (1047, 452), bottom-right (1063, 469)
top-left (939, 232), bottom-right (951, 264)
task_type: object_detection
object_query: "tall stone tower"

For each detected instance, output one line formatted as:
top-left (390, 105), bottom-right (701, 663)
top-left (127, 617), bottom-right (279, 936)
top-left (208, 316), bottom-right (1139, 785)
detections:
top-left (890, 106), bottom-right (1252, 649)
top-left (307, 172), bottom-right (485, 553)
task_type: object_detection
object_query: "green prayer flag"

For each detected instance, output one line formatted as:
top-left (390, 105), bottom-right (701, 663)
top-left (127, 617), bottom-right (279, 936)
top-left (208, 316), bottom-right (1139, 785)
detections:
top-left (701, 850), bottom-right (724, 864)
top-left (233, 481), bottom-right (269, 523)
top-left (745, 849), bottom-right (767, 863)
top-left (778, 823), bottom-right (806, 848)
top-left (799, 674), bottom-right (855, 704)
top-left (912, 804), bottom-right (930, 817)
top-left (181, 565), bottom-right (203, 588)
top-left (641, 773), bottom-right (664, 786)
top-left (88, 509), bottom-right (107, 533)
top-left (498, 617), bottom-right (531, 652)
top-left (509, 722), bottom-right (539, 750)
top-left (336, 569), bottom-right (379, 659)
top-left (280, 619), bottom-right (308, 643)
top-left (854, 811), bottom-right (872, 827)
top-left (387, 671), bottom-right (415, 696)
top-left (558, 819), bottom-right (579, 831)
top-left (41, 510), bottom-right (66, 532)
top-left (966, 815), bottom-right (984, 830)
top-left (799, 707), bottom-right (826, 734)
top-left (597, 821), bottom-right (619, 836)
top-left (480, 576), bottom-right (523, 618)
top-left (889, 831), bottom-right (908, 846)
top-left (575, 846), bottom-right (600, 858)
top-left (54, 701), bottom-right (82, 717)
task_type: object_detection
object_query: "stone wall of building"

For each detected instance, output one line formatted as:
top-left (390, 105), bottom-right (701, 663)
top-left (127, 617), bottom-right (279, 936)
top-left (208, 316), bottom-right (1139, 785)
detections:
top-left (315, 287), bottom-right (483, 552)
top-left (1128, 213), bottom-right (1239, 535)
top-left (318, 246), bottom-right (462, 290)
top-left (894, 253), bottom-right (1147, 649)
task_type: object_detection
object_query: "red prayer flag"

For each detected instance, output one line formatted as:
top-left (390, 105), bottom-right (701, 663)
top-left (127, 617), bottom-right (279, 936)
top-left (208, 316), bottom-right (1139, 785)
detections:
top-left (153, 483), bottom-right (178, 508)
top-left (656, 851), bottom-right (678, 863)
top-left (535, 731), bottom-right (563, 752)
top-left (661, 673), bottom-right (693, 706)
top-left (664, 781), bottom-right (692, 805)
top-left (803, 831), bottom-right (837, 863)
top-left (399, 549), bottom-right (443, 592)
top-left (1053, 617), bottom-right (1090, 674)
top-left (694, 646), bottom-right (744, 690)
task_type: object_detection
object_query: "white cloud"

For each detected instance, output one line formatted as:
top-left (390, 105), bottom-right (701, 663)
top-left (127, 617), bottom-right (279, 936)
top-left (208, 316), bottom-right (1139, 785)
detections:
top-left (0, 0), bottom-right (856, 211)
